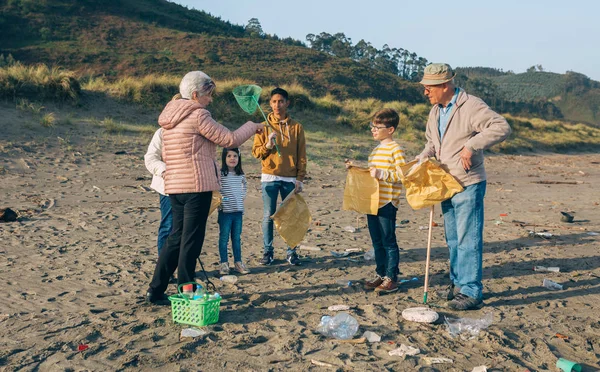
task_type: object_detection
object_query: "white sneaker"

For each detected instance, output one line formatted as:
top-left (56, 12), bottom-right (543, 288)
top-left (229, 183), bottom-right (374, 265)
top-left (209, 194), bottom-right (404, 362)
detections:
top-left (219, 262), bottom-right (230, 275)
top-left (234, 261), bottom-right (251, 275)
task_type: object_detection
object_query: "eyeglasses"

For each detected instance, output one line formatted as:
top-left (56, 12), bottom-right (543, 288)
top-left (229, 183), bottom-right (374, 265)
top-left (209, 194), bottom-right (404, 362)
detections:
top-left (369, 122), bottom-right (389, 131)
top-left (424, 84), bottom-right (445, 93)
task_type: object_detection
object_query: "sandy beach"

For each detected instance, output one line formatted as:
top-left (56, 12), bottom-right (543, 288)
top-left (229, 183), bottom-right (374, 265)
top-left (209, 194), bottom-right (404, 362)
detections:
top-left (1, 104), bottom-right (600, 371)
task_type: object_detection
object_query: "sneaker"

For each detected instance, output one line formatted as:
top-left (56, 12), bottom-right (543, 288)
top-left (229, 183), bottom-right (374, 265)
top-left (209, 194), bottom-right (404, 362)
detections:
top-left (374, 277), bottom-right (399, 294)
top-left (259, 252), bottom-right (274, 265)
top-left (364, 275), bottom-right (384, 290)
top-left (437, 283), bottom-right (461, 301)
top-left (145, 291), bottom-right (170, 306)
top-left (286, 250), bottom-right (301, 266)
top-left (234, 261), bottom-right (251, 275)
top-left (448, 293), bottom-right (483, 311)
top-left (219, 262), bottom-right (230, 275)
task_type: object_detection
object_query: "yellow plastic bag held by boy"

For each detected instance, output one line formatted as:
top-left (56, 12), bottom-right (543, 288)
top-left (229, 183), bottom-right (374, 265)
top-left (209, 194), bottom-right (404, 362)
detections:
top-left (342, 167), bottom-right (379, 215)
top-left (399, 158), bottom-right (464, 210)
top-left (271, 193), bottom-right (312, 248)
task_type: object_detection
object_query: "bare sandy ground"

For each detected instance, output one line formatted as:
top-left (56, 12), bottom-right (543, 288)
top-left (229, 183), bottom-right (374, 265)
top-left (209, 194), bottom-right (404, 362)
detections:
top-left (1, 103), bottom-right (600, 371)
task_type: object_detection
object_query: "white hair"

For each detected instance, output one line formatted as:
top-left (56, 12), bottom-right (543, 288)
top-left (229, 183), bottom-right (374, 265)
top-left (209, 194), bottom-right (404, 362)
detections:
top-left (179, 71), bottom-right (215, 99)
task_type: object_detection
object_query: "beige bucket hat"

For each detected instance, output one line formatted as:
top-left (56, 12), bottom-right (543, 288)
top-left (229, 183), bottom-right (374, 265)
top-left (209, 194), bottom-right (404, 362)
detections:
top-left (420, 63), bottom-right (456, 85)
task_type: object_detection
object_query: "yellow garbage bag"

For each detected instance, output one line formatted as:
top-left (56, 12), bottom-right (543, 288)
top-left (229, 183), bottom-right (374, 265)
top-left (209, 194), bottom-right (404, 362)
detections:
top-left (271, 193), bottom-right (312, 248)
top-left (209, 191), bottom-right (221, 215)
top-left (399, 158), bottom-right (464, 210)
top-left (342, 166), bottom-right (379, 215)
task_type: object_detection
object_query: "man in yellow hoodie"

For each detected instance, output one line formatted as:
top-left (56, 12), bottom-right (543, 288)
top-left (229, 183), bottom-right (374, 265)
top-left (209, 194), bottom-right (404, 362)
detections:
top-left (252, 87), bottom-right (307, 266)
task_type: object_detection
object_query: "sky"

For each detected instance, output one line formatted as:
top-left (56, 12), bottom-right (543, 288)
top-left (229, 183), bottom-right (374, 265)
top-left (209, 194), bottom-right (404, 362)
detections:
top-left (172, 0), bottom-right (600, 81)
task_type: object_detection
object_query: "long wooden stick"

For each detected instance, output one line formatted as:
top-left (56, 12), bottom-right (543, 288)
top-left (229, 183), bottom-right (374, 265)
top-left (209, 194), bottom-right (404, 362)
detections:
top-left (424, 205), bottom-right (435, 304)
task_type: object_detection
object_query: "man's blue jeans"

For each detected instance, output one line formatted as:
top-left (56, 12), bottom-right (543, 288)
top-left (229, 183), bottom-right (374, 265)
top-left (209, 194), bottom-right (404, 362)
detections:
top-left (262, 181), bottom-right (296, 255)
top-left (157, 194), bottom-right (173, 256)
top-left (441, 180), bottom-right (487, 300)
top-left (218, 211), bottom-right (243, 263)
top-left (366, 202), bottom-right (400, 281)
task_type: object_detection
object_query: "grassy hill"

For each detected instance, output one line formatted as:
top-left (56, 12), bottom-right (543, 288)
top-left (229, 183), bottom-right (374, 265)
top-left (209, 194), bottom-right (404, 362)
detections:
top-left (0, 0), bottom-right (423, 103)
top-left (455, 67), bottom-right (600, 125)
top-left (3, 62), bottom-right (600, 158)
top-left (2, 0), bottom-right (599, 125)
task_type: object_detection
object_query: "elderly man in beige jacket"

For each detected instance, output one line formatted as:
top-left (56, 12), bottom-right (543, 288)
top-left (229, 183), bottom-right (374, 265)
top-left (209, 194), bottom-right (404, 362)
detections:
top-left (417, 63), bottom-right (511, 310)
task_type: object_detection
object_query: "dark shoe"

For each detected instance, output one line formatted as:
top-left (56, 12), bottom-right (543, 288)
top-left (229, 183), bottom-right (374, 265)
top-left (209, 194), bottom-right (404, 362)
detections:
top-left (374, 277), bottom-right (399, 294)
top-left (259, 252), bottom-right (274, 265)
top-left (448, 293), bottom-right (483, 311)
top-left (437, 283), bottom-right (461, 301)
top-left (169, 275), bottom-right (177, 284)
top-left (364, 275), bottom-right (384, 290)
top-left (286, 250), bottom-right (301, 266)
top-left (145, 291), bottom-right (171, 306)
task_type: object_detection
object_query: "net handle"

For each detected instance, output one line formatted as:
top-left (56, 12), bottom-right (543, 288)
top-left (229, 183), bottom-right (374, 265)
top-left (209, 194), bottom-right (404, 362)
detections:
top-left (253, 96), bottom-right (281, 157)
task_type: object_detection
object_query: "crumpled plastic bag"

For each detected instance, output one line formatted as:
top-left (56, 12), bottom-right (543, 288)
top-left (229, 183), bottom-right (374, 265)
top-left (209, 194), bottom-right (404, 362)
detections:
top-left (342, 166), bottom-right (379, 215)
top-left (271, 193), bottom-right (312, 248)
top-left (445, 312), bottom-right (493, 340)
top-left (210, 191), bottom-right (221, 215)
top-left (399, 158), bottom-right (464, 210)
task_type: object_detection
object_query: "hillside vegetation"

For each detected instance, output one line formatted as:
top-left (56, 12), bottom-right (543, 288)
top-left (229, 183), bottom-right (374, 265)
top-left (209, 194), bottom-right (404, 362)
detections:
top-left (0, 0), bottom-right (423, 103)
top-left (1, 0), bottom-right (599, 125)
top-left (2, 62), bottom-right (600, 159)
top-left (455, 67), bottom-right (600, 125)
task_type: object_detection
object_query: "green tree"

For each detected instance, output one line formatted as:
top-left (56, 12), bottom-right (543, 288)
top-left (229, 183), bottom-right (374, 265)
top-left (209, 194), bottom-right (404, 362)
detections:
top-left (245, 18), bottom-right (264, 38)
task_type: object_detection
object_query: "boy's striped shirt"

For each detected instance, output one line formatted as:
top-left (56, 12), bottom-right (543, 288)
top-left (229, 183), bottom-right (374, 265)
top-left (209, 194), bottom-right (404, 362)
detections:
top-left (368, 141), bottom-right (406, 209)
top-left (220, 173), bottom-right (247, 213)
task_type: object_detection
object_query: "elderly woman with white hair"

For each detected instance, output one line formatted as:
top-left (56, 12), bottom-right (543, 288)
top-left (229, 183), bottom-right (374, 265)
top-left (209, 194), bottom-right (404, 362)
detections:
top-left (146, 71), bottom-right (264, 305)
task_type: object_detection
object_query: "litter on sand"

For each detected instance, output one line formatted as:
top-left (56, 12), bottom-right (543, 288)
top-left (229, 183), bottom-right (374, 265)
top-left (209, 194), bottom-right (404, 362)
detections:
top-left (362, 331), bottom-right (381, 343)
top-left (534, 266), bottom-right (560, 272)
top-left (310, 359), bottom-right (337, 368)
top-left (327, 304), bottom-right (350, 311)
top-left (388, 344), bottom-right (420, 357)
top-left (422, 357), bottom-right (454, 365)
top-left (472, 366), bottom-right (488, 372)
top-left (343, 226), bottom-right (357, 233)
top-left (529, 231), bottom-right (553, 238)
top-left (401, 307), bottom-right (439, 323)
top-left (445, 312), bottom-right (493, 339)
top-left (180, 328), bottom-right (208, 339)
top-left (299, 245), bottom-right (321, 251)
top-left (542, 278), bottom-right (563, 290)
top-left (330, 251), bottom-right (350, 258)
top-left (219, 275), bottom-right (238, 284)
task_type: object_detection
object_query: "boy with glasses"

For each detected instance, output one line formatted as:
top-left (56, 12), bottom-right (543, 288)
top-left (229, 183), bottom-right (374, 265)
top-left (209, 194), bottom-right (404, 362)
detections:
top-left (348, 108), bottom-right (406, 293)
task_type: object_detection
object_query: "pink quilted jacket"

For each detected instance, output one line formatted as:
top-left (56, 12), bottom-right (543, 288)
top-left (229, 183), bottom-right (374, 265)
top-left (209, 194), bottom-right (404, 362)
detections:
top-left (158, 99), bottom-right (256, 194)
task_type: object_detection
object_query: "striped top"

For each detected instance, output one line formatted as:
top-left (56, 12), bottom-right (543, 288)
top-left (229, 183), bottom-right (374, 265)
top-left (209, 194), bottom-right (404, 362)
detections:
top-left (220, 173), bottom-right (247, 213)
top-left (368, 141), bottom-right (406, 208)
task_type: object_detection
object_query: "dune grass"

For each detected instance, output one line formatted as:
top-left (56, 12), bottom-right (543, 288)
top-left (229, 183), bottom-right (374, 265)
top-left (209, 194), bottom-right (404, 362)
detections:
top-left (0, 63), bottom-right (80, 102)
top-left (3, 63), bottom-right (600, 154)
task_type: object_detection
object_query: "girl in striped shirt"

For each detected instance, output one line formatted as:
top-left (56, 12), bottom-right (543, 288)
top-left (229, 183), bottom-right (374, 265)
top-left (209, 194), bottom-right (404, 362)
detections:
top-left (218, 148), bottom-right (250, 275)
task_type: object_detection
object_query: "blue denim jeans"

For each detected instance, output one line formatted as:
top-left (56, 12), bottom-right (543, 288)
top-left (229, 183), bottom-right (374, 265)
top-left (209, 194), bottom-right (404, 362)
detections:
top-left (441, 180), bottom-right (487, 300)
top-left (367, 202), bottom-right (400, 282)
top-left (157, 194), bottom-right (173, 256)
top-left (218, 211), bottom-right (243, 263)
top-left (262, 181), bottom-right (296, 255)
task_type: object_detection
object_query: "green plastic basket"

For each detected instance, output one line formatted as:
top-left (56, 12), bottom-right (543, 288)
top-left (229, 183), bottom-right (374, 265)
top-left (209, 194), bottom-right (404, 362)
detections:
top-left (168, 283), bottom-right (221, 327)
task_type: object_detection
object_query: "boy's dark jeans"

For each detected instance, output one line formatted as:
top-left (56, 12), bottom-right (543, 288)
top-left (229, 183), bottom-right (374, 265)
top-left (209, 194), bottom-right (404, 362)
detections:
top-left (149, 192), bottom-right (212, 295)
top-left (367, 202), bottom-right (400, 282)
